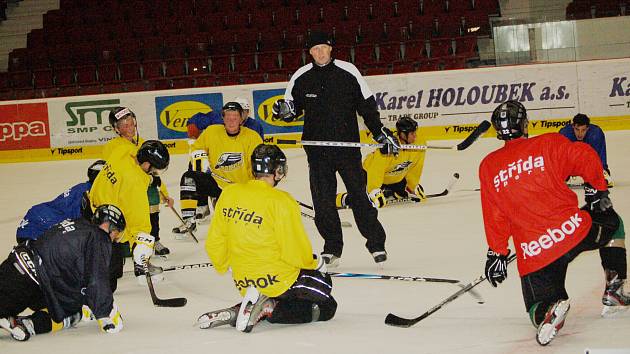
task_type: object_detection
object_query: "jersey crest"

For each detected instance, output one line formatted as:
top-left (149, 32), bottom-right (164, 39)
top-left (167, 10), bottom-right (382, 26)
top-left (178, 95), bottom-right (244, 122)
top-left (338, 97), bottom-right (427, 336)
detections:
top-left (389, 161), bottom-right (412, 174)
top-left (215, 152), bottom-right (243, 170)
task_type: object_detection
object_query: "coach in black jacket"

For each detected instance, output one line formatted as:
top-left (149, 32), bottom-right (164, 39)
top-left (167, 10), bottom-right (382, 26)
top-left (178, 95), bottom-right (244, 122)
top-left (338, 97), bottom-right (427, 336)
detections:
top-left (273, 31), bottom-right (400, 267)
top-left (0, 205), bottom-right (126, 341)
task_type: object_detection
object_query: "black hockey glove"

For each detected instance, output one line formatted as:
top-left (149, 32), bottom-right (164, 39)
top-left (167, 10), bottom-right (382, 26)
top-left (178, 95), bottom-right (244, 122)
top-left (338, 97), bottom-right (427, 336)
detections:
top-left (584, 183), bottom-right (612, 212)
top-left (272, 99), bottom-right (296, 122)
top-left (485, 249), bottom-right (509, 287)
top-left (150, 175), bottom-right (162, 188)
top-left (375, 127), bottom-right (400, 156)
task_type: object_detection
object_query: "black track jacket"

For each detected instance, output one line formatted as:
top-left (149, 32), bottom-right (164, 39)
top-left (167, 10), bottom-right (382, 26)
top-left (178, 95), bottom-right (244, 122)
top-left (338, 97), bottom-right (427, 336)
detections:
top-left (285, 59), bottom-right (384, 143)
top-left (31, 218), bottom-right (113, 322)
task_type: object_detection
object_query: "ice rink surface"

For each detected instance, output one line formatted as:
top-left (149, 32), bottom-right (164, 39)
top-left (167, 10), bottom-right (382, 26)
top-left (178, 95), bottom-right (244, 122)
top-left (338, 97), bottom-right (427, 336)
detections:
top-left (1, 131), bottom-right (629, 354)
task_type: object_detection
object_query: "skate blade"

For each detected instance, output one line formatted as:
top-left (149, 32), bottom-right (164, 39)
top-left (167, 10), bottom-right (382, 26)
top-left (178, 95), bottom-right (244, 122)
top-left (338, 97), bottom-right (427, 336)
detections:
top-left (601, 305), bottom-right (629, 318)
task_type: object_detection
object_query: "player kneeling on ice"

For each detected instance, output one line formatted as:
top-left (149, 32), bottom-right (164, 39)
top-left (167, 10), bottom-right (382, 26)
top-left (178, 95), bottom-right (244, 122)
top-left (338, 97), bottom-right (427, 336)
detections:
top-left (0, 205), bottom-right (126, 341)
top-left (479, 101), bottom-right (628, 346)
top-left (335, 117), bottom-right (427, 209)
top-left (199, 144), bottom-right (337, 332)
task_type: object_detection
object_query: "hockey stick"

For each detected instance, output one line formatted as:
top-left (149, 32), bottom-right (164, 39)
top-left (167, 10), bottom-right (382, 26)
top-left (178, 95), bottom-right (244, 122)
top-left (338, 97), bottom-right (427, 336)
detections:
top-left (124, 262), bottom-right (214, 275)
top-left (385, 173), bottom-right (460, 206)
top-left (277, 121), bottom-right (491, 151)
top-left (329, 272), bottom-right (460, 283)
top-left (301, 210), bottom-right (353, 228)
top-left (385, 253), bottom-right (516, 328)
top-left (143, 258), bottom-right (187, 307)
top-left (161, 191), bottom-right (199, 243)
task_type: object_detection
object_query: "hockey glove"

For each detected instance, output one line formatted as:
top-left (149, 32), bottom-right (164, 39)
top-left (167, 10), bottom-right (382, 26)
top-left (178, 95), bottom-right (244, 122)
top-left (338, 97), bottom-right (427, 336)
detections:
top-left (584, 183), bottom-right (612, 212)
top-left (485, 249), bottom-right (509, 287)
top-left (314, 254), bottom-right (328, 275)
top-left (272, 99), bottom-right (296, 122)
top-left (132, 233), bottom-right (155, 266)
top-left (368, 188), bottom-right (387, 208)
top-left (375, 127), bottom-right (400, 156)
top-left (604, 168), bottom-right (614, 188)
top-left (406, 184), bottom-right (426, 202)
top-left (97, 303), bottom-right (123, 334)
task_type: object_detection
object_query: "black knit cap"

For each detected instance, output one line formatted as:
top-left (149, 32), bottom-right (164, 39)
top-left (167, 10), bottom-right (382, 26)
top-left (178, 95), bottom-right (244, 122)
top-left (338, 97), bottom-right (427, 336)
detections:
top-left (308, 31), bottom-right (332, 48)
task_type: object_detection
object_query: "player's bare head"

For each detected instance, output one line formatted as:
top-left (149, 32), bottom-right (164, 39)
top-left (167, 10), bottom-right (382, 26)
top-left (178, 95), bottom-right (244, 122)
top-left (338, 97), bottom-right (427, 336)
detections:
top-left (222, 102), bottom-right (244, 134)
top-left (251, 144), bottom-right (288, 186)
top-left (108, 107), bottom-right (137, 140)
top-left (396, 117), bottom-right (418, 144)
top-left (572, 113), bottom-right (590, 140)
top-left (92, 204), bottom-right (126, 241)
top-left (491, 100), bottom-right (528, 141)
top-left (308, 31), bottom-right (332, 66)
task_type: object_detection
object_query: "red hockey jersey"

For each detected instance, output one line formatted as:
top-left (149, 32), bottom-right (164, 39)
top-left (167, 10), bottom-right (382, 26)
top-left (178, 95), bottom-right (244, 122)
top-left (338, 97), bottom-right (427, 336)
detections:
top-left (479, 133), bottom-right (607, 276)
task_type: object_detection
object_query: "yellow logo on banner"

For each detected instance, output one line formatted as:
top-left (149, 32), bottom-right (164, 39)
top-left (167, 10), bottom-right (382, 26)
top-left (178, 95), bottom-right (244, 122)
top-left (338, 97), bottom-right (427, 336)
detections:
top-left (257, 95), bottom-right (304, 127)
top-left (160, 101), bottom-right (212, 132)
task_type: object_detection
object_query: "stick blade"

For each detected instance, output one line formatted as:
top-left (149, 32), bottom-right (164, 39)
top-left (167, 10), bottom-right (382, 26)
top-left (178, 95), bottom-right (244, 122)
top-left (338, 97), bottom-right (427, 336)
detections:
top-left (384, 313), bottom-right (417, 328)
top-left (456, 120), bottom-right (491, 151)
top-left (154, 297), bottom-right (188, 307)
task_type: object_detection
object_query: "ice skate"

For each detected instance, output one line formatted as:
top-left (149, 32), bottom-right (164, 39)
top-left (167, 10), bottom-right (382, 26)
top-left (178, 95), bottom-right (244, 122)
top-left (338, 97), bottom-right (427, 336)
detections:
top-left (236, 287), bottom-right (276, 333)
top-left (601, 270), bottom-right (630, 317)
top-left (153, 240), bottom-right (170, 257)
top-left (0, 317), bottom-right (34, 341)
top-left (372, 251), bottom-right (387, 269)
top-left (195, 205), bottom-right (212, 224)
top-left (134, 260), bottom-right (164, 285)
top-left (172, 218), bottom-right (196, 240)
top-left (197, 304), bottom-right (239, 329)
top-left (536, 300), bottom-right (570, 346)
top-left (321, 253), bottom-right (340, 269)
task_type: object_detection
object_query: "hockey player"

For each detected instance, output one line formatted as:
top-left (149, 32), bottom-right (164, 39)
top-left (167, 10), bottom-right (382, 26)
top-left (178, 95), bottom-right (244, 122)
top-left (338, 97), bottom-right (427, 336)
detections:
top-left (173, 102), bottom-right (262, 234)
top-left (89, 139), bottom-right (170, 284)
top-left (16, 160), bottom-right (105, 243)
top-left (336, 117), bottom-right (427, 209)
top-left (198, 144), bottom-right (336, 332)
top-left (186, 97), bottom-right (264, 140)
top-left (272, 31), bottom-right (395, 268)
top-left (0, 204), bottom-right (126, 341)
top-left (559, 113), bottom-right (613, 187)
top-left (104, 107), bottom-right (173, 256)
top-left (479, 101), bottom-right (628, 346)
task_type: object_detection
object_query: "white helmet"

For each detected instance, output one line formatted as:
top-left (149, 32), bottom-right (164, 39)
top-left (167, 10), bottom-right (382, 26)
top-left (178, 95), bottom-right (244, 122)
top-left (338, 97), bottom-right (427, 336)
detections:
top-left (233, 97), bottom-right (251, 111)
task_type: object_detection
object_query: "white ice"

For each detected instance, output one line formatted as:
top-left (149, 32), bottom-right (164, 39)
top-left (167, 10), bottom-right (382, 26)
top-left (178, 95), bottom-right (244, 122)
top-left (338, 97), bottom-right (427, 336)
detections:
top-left (1, 131), bottom-right (630, 354)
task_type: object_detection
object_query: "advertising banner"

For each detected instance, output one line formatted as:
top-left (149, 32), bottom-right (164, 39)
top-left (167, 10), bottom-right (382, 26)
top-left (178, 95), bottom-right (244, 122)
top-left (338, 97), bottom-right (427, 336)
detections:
top-left (0, 102), bottom-right (50, 151)
top-left (155, 93), bottom-right (223, 139)
top-left (252, 88), bottom-right (304, 135)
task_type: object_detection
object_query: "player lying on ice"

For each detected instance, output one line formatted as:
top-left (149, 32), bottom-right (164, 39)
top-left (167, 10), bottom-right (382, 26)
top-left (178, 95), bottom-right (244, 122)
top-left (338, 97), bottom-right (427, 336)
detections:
top-left (479, 101), bottom-right (628, 346)
top-left (198, 144), bottom-right (337, 332)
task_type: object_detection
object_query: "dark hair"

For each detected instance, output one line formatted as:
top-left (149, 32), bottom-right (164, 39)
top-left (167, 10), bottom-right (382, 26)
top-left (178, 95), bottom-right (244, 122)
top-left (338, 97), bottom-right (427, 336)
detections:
top-left (573, 113), bottom-right (590, 126)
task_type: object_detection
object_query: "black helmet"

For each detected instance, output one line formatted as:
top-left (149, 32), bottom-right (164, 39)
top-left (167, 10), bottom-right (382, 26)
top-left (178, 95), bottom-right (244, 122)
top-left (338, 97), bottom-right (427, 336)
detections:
top-left (87, 159), bottom-right (107, 183)
top-left (396, 117), bottom-right (418, 134)
top-left (222, 101), bottom-right (244, 117)
top-left (108, 107), bottom-right (136, 128)
top-left (491, 100), bottom-right (528, 140)
top-left (137, 140), bottom-right (170, 170)
top-left (252, 144), bottom-right (287, 177)
top-left (92, 204), bottom-right (126, 233)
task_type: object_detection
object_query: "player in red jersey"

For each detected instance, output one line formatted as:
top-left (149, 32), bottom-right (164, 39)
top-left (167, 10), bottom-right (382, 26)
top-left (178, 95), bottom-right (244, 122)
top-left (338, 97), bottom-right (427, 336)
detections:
top-left (479, 101), bottom-right (628, 346)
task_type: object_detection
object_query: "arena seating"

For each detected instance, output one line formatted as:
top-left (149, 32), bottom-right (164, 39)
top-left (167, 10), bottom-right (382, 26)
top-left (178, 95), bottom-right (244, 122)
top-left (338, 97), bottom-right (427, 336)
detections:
top-left (1, 0), bottom-right (497, 100)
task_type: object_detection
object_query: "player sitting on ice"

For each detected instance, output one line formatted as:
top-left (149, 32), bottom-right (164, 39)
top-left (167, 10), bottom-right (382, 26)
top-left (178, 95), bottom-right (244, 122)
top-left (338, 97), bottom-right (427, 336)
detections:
top-left (173, 102), bottom-right (262, 235)
top-left (479, 101), bottom-right (628, 346)
top-left (0, 205), bottom-right (126, 341)
top-left (198, 144), bottom-right (337, 333)
top-left (335, 117), bottom-right (427, 209)
top-left (16, 160), bottom-right (105, 243)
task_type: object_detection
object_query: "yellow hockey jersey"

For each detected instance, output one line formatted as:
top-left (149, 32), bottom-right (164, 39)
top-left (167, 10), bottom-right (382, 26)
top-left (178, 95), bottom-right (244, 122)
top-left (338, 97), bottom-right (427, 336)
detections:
top-left (206, 180), bottom-right (319, 298)
top-left (90, 145), bottom-right (152, 244)
top-left (363, 136), bottom-right (427, 192)
top-left (192, 125), bottom-right (262, 188)
top-left (101, 136), bottom-right (169, 199)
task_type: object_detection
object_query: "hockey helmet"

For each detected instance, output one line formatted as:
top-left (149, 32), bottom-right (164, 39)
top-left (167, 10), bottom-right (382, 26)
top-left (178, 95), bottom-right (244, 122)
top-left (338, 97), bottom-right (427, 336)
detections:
top-left (222, 102), bottom-right (244, 117)
top-left (137, 140), bottom-right (170, 171)
top-left (491, 100), bottom-right (528, 140)
top-left (92, 204), bottom-right (126, 234)
top-left (252, 144), bottom-right (288, 177)
top-left (396, 117), bottom-right (418, 134)
top-left (233, 97), bottom-right (251, 111)
top-left (87, 159), bottom-right (107, 183)
top-left (108, 107), bottom-right (136, 128)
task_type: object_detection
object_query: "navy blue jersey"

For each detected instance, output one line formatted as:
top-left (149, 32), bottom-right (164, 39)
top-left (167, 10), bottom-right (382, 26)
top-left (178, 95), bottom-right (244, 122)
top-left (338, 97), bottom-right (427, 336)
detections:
top-left (188, 111), bottom-right (265, 139)
top-left (16, 182), bottom-right (91, 241)
top-left (559, 123), bottom-right (608, 169)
